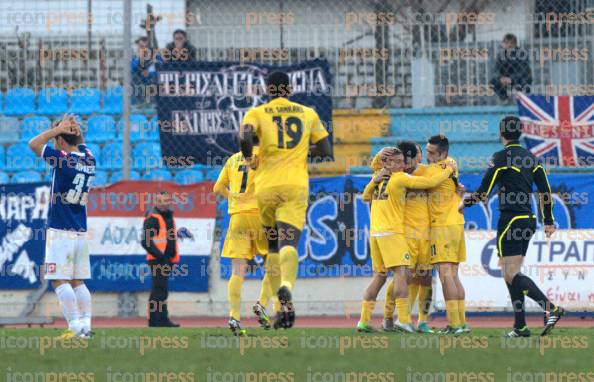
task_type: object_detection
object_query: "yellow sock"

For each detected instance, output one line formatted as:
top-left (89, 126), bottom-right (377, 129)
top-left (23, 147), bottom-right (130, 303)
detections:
top-left (457, 299), bottom-right (466, 326)
top-left (395, 298), bottom-right (411, 324)
top-left (384, 280), bottom-right (396, 319)
top-left (279, 246), bottom-right (298, 291)
top-left (258, 271), bottom-right (272, 307)
top-left (445, 300), bottom-right (460, 328)
top-left (360, 300), bottom-right (376, 325)
top-left (228, 275), bottom-right (244, 321)
top-left (417, 285), bottom-right (431, 322)
top-left (408, 283), bottom-right (420, 312)
top-left (266, 252), bottom-right (282, 312)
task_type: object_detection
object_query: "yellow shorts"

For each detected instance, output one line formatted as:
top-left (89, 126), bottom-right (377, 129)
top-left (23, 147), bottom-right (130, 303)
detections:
top-left (405, 227), bottom-right (432, 271)
top-left (370, 234), bottom-right (411, 273)
top-left (429, 225), bottom-right (466, 264)
top-left (221, 212), bottom-right (268, 259)
top-left (256, 186), bottom-right (309, 230)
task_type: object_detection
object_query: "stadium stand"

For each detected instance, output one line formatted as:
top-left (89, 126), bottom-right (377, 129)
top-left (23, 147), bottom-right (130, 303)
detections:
top-left (93, 170), bottom-right (110, 187)
top-left (0, 171), bottom-right (8, 184)
top-left (103, 87), bottom-right (124, 115)
top-left (0, 117), bottom-right (20, 144)
top-left (132, 142), bottom-right (162, 170)
top-left (86, 115), bottom-right (118, 142)
top-left (12, 170), bottom-right (42, 184)
top-left (110, 170), bottom-right (141, 183)
top-left (37, 88), bottom-right (69, 115)
top-left (4, 88), bottom-right (36, 116)
top-left (6, 143), bottom-right (44, 171)
top-left (143, 169), bottom-right (173, 181)
top-left (175, 169), bottom-right (205, 185)
top-left (21, 116), bottom-right (52, 141)
top-left (101, 142), bottom-right (124, 170)
top-left (70, 88), bottom-right (101, 115)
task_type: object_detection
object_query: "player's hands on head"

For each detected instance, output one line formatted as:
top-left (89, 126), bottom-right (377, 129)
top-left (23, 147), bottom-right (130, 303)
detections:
top-left (55, 114), bottom-right (80, 136)
top-left (544, 224), bottom-right (556, 238)
top-left (373, 168), bottom-right (391, 184)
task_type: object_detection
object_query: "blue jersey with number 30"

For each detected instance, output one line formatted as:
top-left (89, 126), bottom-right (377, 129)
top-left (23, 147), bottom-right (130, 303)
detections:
top-left (43, 144), bottom-right (96, 231)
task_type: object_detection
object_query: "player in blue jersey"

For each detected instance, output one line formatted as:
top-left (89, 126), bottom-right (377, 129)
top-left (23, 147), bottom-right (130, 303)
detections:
top-left (29, 114), bottom-right (96, 339)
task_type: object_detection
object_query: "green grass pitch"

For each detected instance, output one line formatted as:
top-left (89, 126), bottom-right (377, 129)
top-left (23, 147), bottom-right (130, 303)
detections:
top-left (1, 328), bottom-right (592, 381)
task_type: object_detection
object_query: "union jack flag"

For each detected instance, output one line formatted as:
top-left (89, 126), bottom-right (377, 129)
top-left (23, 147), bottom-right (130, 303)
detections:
top-left (517, 93), bottom-right (594, 167)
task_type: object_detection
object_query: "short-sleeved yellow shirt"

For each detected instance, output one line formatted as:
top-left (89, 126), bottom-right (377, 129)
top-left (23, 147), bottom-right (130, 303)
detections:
top-left (241, 97), bottom-right (329, 190)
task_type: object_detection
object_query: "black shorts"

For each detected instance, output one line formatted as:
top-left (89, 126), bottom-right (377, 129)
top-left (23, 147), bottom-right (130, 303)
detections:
top-left (496, 212), bottom-right (536, 257)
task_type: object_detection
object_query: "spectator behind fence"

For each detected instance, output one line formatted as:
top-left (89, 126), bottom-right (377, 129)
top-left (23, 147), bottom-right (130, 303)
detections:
top-left (165, 29), bottom-right (197, 62)
top-left (131, 37), bottom-right (162, 106)
top-left (490, 34), bottom-right (532, 103)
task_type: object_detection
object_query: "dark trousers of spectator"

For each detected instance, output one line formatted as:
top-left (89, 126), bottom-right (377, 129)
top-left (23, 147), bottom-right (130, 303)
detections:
top-left (490, 77), bottom-right (530, 101)
top-left (148, 261), bottom-right (170, 326)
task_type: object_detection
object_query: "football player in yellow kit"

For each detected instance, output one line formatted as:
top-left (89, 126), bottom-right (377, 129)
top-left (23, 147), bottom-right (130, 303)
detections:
top-left (357, 148), bottom-right (454, 332)
top-left (378, 142), bottom-right (435, 333)
top-left (425, 135), bottom-right (468, 334)
top-left (213, 145), bottom-right (279, 335)
top-left (239, 71), bottom-right (332, 329)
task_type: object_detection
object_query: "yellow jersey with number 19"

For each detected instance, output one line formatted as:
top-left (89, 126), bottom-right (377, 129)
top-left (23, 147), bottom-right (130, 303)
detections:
top-left (241, 97), bottom-right (329, 191)
top-left (213, 148), bottom-right (259, 215)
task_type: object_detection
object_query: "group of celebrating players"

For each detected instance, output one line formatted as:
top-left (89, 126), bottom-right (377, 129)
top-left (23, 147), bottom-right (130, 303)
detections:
top-left (28, 70), bottom-right (564, 339)
top-left (215, 71), bottom-right (564, 337)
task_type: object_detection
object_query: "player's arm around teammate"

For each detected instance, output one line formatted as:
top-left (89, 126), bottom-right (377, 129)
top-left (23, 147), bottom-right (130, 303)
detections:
top-left (357, 149), bottom-right (453, 332)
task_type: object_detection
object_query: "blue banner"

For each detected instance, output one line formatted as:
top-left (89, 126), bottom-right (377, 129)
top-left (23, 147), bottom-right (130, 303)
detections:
top-left (219, 173), bottom-right (594, 279)
top-left (0, 182), bottom-right (50, 289)
top-left (0, 182), bottom-right (211, 291)
top-left (156, 59), bottom-right (333, 165)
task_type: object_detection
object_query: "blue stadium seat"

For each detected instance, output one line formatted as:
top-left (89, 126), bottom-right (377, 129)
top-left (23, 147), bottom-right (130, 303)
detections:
top-left (0, 117), bottom-right (20, 144)
top-left (86, 115), bottom-right (117, 142)
top-left (103, 86), bottom-right (124, 114)
top-left (132, 142), bottom-right (162, 170)
top-left (0, 146), bottom-right (5, 169)
top-left (4, 88), bottom-right (35, 116)
top-left (205, 168), bottom-right (221, 181)
top-left (92, 170), bottom-right (109, 187)
top-left (83, 143), bottom-right (101, 163)
top-left (143, 169), bottom-right (172, 181)
top-left (110, 170), bottom-right (141, 183)
top-left (43, 170), bottom-right (53, 182)
top-left (118, 114), bottom-right (152, 141)
top-left (12, 170), bottom-right (42, 184)
top-left (148, 116), bottom-right (161, 141)
top-left (0, 171), bottom-right (9, 184)
top-left (101, 143), bottom-right (123, 170)
top-left (6, 143), bottom-right (44, 171)
top-left (70, 88), bottom-right (101, 115)
top-left (37, 88), bottom-right (68, 115)
top-left (175, 169), bottom-right (205, 185)
top-left (21, 116), bottom-right (52, 141)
